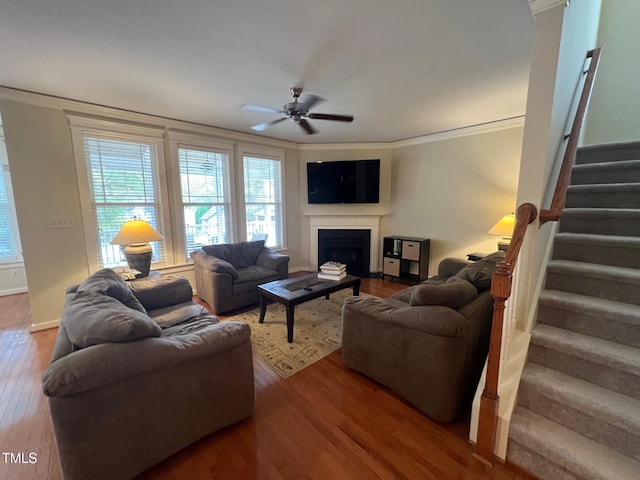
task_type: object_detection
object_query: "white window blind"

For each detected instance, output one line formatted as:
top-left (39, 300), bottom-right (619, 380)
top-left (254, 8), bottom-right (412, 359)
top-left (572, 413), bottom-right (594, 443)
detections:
top-left (178, 146), bottom-right (231, 260)
top-left (243, 155), bottom-right (283, 248)
top-left (83, 135), bottom-right (165, 268)
top-left (0, 164), bottom-right (20, 263)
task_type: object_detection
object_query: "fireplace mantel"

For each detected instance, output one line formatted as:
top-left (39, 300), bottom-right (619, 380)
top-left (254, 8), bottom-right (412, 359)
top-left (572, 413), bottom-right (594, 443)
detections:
top-left (308, 215), bottom-right (382, 272)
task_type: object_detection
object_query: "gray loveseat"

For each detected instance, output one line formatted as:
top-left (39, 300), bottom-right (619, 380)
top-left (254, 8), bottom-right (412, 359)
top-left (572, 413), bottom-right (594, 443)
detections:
top-left (342, 253), bottom-right (504, 422)
top-left (191, 240), bottom-right (290, 314)
top-left (42, 269), bottom-right (254, 480)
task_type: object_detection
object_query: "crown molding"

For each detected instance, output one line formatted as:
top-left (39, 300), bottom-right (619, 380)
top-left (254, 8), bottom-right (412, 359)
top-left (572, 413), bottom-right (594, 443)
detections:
top-left (0, 85), bottom-right (524, 152)
top-left (528, 0), bottom-right (568, 16)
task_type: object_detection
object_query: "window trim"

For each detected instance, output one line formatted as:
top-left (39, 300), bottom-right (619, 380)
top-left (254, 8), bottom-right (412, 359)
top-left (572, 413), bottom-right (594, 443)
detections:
top-left (236, 144), bottom-right (286, 249)
top-left (69, 114), bottom-right (171, 272)
top-left (166, 132), bottom-right (237, 262)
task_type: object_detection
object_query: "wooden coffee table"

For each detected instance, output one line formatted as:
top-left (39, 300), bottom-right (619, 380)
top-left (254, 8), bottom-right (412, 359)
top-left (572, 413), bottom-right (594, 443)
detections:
top-left (257, 273), bottom-right (361, 343)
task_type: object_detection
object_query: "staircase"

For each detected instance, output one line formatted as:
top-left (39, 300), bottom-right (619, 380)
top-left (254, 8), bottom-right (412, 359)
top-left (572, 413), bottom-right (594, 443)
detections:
top-left (507, 141), bottom-right (640, 480)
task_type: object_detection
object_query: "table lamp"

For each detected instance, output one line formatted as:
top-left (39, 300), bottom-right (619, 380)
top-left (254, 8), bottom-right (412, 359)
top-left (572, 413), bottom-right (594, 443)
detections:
top-left (488, 213), bottom-right (515, 252)
top-left (110, 219), bottom-right (164, 277)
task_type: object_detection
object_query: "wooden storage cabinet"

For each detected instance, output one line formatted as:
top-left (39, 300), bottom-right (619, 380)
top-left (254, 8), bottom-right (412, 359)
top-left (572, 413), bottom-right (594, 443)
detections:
top-left (382, 236), bottom-right (430, 283)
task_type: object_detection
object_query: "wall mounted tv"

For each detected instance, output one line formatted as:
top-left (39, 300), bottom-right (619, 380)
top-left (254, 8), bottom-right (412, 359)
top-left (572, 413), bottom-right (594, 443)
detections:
top-left (307, 159), bottom-right (380, 204)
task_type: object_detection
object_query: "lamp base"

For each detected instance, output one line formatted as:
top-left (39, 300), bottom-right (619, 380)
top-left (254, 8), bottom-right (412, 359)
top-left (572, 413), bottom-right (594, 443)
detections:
top-left (123, 243), bottom-right (152, 277)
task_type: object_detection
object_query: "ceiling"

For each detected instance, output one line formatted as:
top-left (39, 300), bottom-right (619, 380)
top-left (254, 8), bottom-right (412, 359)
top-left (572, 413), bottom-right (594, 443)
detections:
top-left (0, 0), bottom-right (534, 144)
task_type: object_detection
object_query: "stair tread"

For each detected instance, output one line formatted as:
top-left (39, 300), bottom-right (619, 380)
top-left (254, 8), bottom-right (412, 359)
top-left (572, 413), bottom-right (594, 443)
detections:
top-left (531, 324), bottom-right (640, 374)
top-left (573, 159), bottom-right (640, 170)
top-left (521, 363), bottom-right (640, 433)
top-left (509, 406), bottom-right (640, 480)
top-left (563, 207), bottom-right (640, 215)
top-left (539, 290), bottom-right (640, 327)
top-left (568, 182), bottom-right (640, 191)
top-left (554, 232), bottom-right (640, 248)
top-left (547, 259), bottom-right (640, 283)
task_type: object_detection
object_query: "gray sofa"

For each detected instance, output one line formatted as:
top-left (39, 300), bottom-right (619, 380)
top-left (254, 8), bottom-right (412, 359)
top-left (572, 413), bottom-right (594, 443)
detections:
top-left (190, 240), bottom-right (290, 314)
top-left (42, 269), bottom-right (254, 480)
top-left (342, 253), bottom-right (504, 422)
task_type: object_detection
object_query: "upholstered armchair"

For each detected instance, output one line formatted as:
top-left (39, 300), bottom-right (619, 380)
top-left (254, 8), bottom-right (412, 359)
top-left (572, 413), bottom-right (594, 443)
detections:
top-left (190, 240), bottom-right (289, 314)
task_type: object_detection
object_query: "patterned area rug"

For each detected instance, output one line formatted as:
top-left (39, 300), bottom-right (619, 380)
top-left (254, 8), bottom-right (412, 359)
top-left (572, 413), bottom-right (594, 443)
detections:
top-left (228, 289), bottom-right (360, 378)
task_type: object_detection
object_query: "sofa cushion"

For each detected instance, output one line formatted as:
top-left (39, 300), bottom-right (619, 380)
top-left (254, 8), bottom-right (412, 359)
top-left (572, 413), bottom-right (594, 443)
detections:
top-left (128, 274), bottom-right (193, 311)
top-left (452, 251), bottom-right (505, 291)
top-left (78, 268), bottom-right (146, 313)
top-left (202, 243), bottom-right (232, 262)
top-left (203, 242), bottom-right (256, 269)
top-left (409, 278), bottom-right (478, 309)
top-left (63, 291), bottom-right (161, 348)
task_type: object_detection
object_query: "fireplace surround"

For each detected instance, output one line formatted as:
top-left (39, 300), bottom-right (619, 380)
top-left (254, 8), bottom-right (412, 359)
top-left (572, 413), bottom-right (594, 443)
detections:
top-left (308, 215), bottom-right (381, 275)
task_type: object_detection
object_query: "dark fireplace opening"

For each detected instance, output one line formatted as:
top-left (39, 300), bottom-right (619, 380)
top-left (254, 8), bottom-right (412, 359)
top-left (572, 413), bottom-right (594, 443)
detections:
top-left (318, 229), bottom-right (371, 277)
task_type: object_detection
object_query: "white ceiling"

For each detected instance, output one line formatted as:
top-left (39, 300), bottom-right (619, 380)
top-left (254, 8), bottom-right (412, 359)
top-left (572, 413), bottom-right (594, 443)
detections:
top-left (0, 0), bottom-right (534, 144)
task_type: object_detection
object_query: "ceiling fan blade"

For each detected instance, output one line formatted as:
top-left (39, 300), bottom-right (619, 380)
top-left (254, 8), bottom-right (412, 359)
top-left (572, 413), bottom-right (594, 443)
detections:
top-left (241, 103), bottom-right (283, 114)
top-left (251, 117), bottom-right (287, 132)
top-left (298, 118), bottom-right (317, 135)
top-left (297, 95), bottom-right (324, 113)
top-left (308, 113), bottom-right (354, 122)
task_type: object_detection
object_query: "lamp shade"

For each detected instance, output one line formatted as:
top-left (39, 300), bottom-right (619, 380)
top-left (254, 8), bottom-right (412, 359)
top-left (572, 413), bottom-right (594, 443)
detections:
top-left (488, 213), bottom-right (515, 237)
top-left (110, 219), bottom-right (164, 246)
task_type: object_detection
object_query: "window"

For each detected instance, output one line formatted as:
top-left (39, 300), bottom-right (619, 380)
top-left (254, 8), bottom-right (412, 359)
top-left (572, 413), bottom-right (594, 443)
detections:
top-left (240, 150), bottom-right (284, 248)
top-left (0, 163), bottom-right (21, 264)
top-left (81, 134), bottom-right (166, 268)
top-left (178, 146), bottom-right (232, 260)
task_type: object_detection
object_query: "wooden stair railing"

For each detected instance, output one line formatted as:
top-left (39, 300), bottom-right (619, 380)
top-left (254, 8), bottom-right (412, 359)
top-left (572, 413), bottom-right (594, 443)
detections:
top-left (541, 47), bottom-right (601, 224)
top-left (473, 47), bottom-right (600, 467)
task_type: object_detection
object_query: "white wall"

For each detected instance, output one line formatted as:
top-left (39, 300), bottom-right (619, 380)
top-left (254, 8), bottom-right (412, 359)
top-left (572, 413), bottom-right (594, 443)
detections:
top-left (512, 0), bottom-right (601, 328)
top-left (390, 127), bottom-right (523, 275)
top-left (584, 0), bottom-right (640, 145)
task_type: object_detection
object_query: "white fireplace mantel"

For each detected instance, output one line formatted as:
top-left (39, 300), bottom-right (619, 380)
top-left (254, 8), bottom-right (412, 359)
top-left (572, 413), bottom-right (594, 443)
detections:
top-left (308, 215), bottom-right (382, 272)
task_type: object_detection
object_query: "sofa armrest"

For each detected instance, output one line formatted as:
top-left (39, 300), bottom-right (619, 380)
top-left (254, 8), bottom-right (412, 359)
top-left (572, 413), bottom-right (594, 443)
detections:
top-left (256, 249), bottom-right (289, 275)
top-left (191, 249), bottom-right (238, 279)
top-left (342, 296), bottom-right (468, 337)
top-left (42, 321), bottom-right (250, 397)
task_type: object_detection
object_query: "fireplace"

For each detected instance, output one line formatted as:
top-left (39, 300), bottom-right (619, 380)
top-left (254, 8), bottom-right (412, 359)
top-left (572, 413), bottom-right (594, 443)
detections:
top-left (318, 229), bottom-right (371, 277)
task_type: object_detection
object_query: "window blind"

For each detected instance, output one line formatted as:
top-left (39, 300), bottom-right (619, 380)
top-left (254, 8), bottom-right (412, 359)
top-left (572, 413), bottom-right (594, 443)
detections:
top-left (0, 164), bottom-right (19, 262)
top-left (178, 147), bottom-right (231, 260)
top-left (243, 156), bottom-right (283, 247)
top-left (83, 135), bottom-right (165, 267)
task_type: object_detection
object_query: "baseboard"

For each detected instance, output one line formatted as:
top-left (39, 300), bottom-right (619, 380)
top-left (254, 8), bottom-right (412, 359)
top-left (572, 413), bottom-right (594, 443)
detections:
top-left (0, 287), bottom-right (28, 297)
top-left (30, 318), bottom-right (61, 332)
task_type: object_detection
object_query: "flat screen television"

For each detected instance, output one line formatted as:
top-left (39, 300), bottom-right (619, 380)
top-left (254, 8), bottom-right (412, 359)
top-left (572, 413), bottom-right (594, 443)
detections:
top-left (307, 159), bottom-right (380, 204)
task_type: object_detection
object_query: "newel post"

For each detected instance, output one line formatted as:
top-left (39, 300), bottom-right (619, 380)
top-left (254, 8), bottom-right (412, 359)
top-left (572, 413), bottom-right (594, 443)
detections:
top-left (474, 262), bottom-right (512, 465)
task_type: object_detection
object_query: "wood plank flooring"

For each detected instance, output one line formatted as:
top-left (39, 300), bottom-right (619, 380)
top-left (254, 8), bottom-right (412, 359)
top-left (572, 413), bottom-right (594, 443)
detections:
top-left (0, 277), bottom-right (536, 480)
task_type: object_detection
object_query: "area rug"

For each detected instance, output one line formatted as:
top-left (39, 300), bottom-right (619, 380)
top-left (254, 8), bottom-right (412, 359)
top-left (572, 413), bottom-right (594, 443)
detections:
top-left (227, 289), bottom-right (362, 378)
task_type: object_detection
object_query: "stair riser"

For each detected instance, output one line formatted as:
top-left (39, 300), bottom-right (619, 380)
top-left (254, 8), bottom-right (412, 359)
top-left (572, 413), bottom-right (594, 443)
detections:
top-left (545, 270), bottom-right (640, 306)
top-left (552, 240), bottom-right (640, 269)
top-left (559, 214), bottom-right (640, 236)
top-left (527, 344), bottom-right (640, 400)
top-left (577, 144), bottom-right (640, 164)
top-left (507, 441), bottom-right (582, 480)
top-left (537, 302), bottom-right (640, 348)
top-left (565, 189), bottom-right (640, 208)
top-left (517, 379), bottom-right (640, 458)
top-left (571, 166), bottom-right (640, 185)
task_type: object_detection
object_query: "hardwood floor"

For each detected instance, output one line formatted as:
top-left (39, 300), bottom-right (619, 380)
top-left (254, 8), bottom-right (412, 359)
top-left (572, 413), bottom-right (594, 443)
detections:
top-left (0, 277), bottom-right (536, 480)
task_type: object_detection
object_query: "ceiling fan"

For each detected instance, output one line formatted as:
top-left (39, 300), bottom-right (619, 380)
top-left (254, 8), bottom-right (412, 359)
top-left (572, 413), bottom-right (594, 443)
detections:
top-left (241, 87), bottom-right (354, 135)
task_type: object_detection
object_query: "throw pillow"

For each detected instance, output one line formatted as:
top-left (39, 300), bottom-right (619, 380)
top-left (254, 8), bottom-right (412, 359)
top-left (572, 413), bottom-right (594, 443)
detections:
top-left (63, 291), bottom-right (161, 348)
top-left (202, 244), bottom-right (231, 262)
top-left (241, 240), bottom-right (266, 265)
top-left (409, 278), bottom-right (478, 309)
top-left (78, 268), bottom-right (146, 313)
top-left (452, 251), bottom-right (506, 291)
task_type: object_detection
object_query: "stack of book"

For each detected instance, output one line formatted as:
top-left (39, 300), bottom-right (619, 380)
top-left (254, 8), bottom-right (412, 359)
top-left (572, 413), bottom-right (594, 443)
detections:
top-left (318, 261), bottom-right (347, 281)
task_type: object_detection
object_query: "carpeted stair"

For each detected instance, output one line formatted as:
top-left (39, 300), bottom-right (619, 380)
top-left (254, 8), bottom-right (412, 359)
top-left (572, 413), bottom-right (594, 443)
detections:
top-left (507, 141), bottom-right (640, 479)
